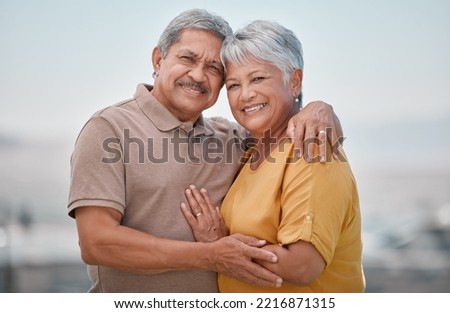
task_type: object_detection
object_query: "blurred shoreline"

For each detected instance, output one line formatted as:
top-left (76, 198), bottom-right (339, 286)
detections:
top-left (1, 136), bottom-right (450, 292)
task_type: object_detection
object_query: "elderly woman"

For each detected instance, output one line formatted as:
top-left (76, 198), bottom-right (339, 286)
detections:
top-left (182, 20), bottom-right (365, 292)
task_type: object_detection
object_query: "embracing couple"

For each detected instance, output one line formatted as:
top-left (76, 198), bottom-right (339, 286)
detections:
top-left (68, 8), bottom-right (364, 293)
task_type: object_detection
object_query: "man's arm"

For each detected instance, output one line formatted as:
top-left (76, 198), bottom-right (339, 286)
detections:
top-left (75, 206), bottom-right (282, 287)
top-left (221, 101), bottom-right (343, 163)
top-left (287, 101), bottom-right (343, 162)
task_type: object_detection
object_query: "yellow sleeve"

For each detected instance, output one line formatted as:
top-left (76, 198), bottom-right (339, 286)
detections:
top-left (278, 158), bottom-right (356, 266)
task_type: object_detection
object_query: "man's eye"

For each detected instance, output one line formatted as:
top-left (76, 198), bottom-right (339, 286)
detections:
top-left (210, 65), bottom-right (222, 72)
top-left (180, 55), bottom-right (194, 61)
top-left (209, 66), bottom-right (224, 76)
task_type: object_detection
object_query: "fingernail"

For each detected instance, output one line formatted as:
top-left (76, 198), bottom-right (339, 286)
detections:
top-left (271, 255), bottom-right (278, 262)
top-left (189, 185), bottom-right (196, 189)
top-left (275, 278), bottom-right (283, 288)
top-left (200, 188), bottom-right (207, 193)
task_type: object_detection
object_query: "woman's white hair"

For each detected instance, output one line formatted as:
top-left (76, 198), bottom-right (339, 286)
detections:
top-left (221, 20), bottom-right (304, 105)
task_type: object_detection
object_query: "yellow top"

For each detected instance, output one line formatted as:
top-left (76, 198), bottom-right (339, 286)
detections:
top-left (218, 140), bottom-right (365, 292)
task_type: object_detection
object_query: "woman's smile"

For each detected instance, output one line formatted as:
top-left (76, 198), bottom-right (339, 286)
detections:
top-left (242, 102), bottom-right (268, 113)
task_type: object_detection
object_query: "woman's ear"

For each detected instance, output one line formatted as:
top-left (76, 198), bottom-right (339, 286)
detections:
top-left (290, 68), bottom-right (303, 94)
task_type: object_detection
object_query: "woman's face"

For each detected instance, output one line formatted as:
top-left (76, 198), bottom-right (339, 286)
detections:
top-left (225, 57), bottom-right (301, 138)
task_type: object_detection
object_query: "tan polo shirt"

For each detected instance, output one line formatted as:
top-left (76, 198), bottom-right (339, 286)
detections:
top-left (68, 83), bottom-right (245, 292)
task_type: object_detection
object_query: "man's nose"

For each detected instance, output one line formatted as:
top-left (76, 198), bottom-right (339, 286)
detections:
top-left (188, 64), bottom-right (207, 82)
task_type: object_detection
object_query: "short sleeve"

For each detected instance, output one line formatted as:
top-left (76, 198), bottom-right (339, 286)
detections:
top-left (68, 116), bottom-right (126, 218)
top-left (278, 160), bottom-right (354, 265)
top-left (277, 161), bottom-right (313, 244)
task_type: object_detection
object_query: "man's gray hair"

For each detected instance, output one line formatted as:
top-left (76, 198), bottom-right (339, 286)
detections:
top-left (157, 9), bottom-right (233, 58)
top-left (221, 20), bottom-right (304, 104)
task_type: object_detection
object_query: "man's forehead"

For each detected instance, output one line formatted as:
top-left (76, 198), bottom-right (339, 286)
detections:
top-left (170, 32), bottom-right (222, 60)
top-left (176, 28), bottom-right (223, 46)
top-left (177, 48), bottom-right (221, 61)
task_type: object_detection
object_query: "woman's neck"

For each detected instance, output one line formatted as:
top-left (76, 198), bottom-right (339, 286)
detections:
top-left (249, 127), bottom-right (290, 170)
top-left (248, 108), bottom-right (298, 170)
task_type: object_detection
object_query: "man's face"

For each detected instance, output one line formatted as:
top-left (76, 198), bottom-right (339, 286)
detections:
top-left (151, 29), bottom-right (225, 122)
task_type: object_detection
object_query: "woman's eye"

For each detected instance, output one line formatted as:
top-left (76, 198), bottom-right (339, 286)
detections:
top-left (227, 84), bottom-right (239, 90)
top-left (253, 76), bottom-right (265, 82)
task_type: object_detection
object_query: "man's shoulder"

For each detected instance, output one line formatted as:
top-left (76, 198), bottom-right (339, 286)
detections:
top-left (74, 97), bottom-right (138, 139)
top-left (91, 98), bottom-right (136, 119)
top-left (204, 116), bottom-right (240, 132)
top-left (204, 116), bottom-right (251, 146)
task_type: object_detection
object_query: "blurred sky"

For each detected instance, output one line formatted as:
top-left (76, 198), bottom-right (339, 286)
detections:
top-left (1, 0), bottom-right (450, 171)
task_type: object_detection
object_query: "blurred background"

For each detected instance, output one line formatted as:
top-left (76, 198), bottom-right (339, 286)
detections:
top-left (1, 0), bottom-right (449, 292)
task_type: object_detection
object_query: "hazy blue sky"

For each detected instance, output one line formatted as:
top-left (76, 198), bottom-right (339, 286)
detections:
top-left (1, 0), bottom-right (449, 170)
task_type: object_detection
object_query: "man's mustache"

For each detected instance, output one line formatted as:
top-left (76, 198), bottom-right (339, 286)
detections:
top-left (176, 80), bottom-right (210, 93)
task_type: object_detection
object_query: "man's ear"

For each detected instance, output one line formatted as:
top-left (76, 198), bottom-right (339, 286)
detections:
top-left (290, 68), bottom-right (303, 94)
top-left (152, 47), bottom-right (163, 73)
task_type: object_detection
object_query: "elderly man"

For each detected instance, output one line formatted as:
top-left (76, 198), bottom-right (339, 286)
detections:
top-left (68, 8), bottom-right (342, 292)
